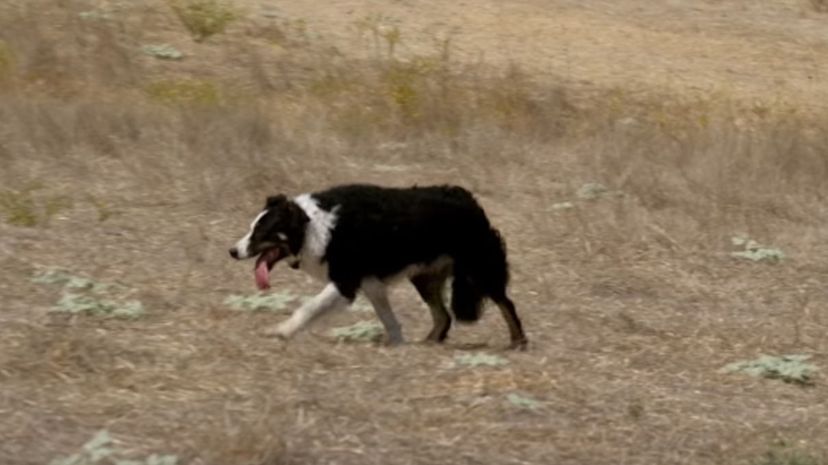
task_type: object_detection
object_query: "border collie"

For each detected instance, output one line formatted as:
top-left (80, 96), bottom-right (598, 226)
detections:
top-left (229, 184), bottom-right (527, 350)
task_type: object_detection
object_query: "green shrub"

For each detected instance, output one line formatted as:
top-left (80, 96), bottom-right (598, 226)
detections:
top-left (168, 0), bottom-right (238, 42)
top-left (0, 186), bottom-right (72, 227)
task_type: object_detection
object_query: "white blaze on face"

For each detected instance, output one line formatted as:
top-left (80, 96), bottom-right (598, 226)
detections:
top-left (233, 210), bottom-right (267, 259)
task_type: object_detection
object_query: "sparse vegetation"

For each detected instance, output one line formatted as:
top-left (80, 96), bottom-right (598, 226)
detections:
top-left (331, 320), bottom-right (385, 343)
top-left (731, 235), bottom-right (785, 264)
top-left (224, 291), bottom-right (297, 312)
top-left (722, 355), bottom-right (818, 385)
top-left (142, 44), bottom-right (184, 61)
top-left (48, 430), bottom-right (177, 465)
top-left (77, 11), bottom-right (107, 21)
top-left (33, 269), bottom-right (144, 319)
top-left (354, 13), bottom-right (402, 58)
top-left (453, 353), bottom-right (509, 367)
top-left (576, 182), bottom-right (612, 200)
top-left (755, 443), bottom-right (825, 465)
top-left (53, 293), bottom-right (145, 319)
top-left (0, 186), bottom-right (72, 227)
top-left (168, 0), bottom-right (238, 42)
top-left (86, 196), bottom-right (119, 223)
top-left (505, 392), bottom-right (542, 410)
top-left (33, 269), bottom-right (114, 293)
top-left (0, 188), bottom-right (38, 226)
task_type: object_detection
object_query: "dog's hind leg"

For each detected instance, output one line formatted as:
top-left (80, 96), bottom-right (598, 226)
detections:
top-left (264, 282), bottom-right (349, 339)
top-left (361, 278), bottom-right (404, 346)
top-left (410, 269), bottom-right (452, 343)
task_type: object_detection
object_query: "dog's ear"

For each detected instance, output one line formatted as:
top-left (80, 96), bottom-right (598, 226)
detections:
top-left (266, 194), bottom-right (287, 208)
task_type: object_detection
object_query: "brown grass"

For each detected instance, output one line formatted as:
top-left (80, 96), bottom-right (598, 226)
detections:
top-left (1, 1), bottom-right (828, 464)
top-left (810, 0), bottom-right (828, 13)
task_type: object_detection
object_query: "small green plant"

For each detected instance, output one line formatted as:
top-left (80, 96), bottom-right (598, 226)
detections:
top-left (78, 9), bottom-right (112, 21)
top-left (142, 44), bottom-right (184, 60)
top-left (55, 293), bottom-right (145, 319)
top-left (145, 79), bottom-right (220, 106)
top-left (506, 392), bottom-right (541, 410)
top-left (331, 320), bottom-right (384, 343)
top-left (576, 182), bottom-right (611, 200)
top-left (168, 0), bottom-right (238, 42)
top-left (550, 201), bottom-right (575, 210)
top-left (731, 235), bottom-right (785, 263)
top-left (33, 269), bottom-right (112, 293)
top-left (49, 429), bottom-right (178, 465)
top-left (33, 268), bottom-right (143, 319)
top-left (454, 352), bottom-right (509, 368)
top-left (721, 354), bottom-right (817, 385)
top-left (224, 291), bottom-right (297, 312)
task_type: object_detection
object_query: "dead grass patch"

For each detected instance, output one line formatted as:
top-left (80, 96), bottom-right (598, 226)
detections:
top-left (809, 0), bottom-right (828, 13)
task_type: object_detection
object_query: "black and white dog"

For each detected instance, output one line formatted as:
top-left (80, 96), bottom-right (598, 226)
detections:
top-left (229, 183), bottom-right (527, 349)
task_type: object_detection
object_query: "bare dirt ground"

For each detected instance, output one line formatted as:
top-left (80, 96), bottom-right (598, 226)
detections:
top-left (1, 1), bottom-right (828, 464)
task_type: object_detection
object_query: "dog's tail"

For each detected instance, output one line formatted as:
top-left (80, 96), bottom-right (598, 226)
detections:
top-left (451, 227), bottom-right (511, 323)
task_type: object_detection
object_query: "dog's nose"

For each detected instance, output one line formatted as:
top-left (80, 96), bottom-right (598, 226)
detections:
top-left (229, 247), bottom-right (239, 259)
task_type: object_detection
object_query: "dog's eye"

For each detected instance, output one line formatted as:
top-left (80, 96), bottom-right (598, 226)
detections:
top-left (277, 232), bottom-right (288, 241)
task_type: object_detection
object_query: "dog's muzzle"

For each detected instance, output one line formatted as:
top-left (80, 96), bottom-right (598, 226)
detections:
top-left (229, 247), bottom-right (240, 259)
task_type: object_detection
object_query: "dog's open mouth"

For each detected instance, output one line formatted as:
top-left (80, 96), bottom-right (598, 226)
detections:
top-left (254, 247), bottom-right (283, 290)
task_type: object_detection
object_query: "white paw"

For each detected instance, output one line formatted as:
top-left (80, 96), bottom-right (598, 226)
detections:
top-left (262, 320), bottom-right (296, 339)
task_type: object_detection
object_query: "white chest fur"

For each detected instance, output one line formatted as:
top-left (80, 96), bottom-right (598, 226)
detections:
top-left (293, 194), bottom-right (337, 282)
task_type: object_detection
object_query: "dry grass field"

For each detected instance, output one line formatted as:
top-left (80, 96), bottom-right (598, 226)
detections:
top-left (1, 1), bottom-right (828, 464)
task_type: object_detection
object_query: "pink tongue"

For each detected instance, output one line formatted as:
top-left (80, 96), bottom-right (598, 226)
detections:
top-left (254, 260), bottom-right (271, 290)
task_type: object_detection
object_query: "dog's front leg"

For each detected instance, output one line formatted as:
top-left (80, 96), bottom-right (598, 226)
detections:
top-left (264, 283), bottom-right (349, 339)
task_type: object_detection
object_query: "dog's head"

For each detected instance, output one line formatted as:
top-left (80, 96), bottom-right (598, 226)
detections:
top-left (229, 195), bottom-right (309, 289)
